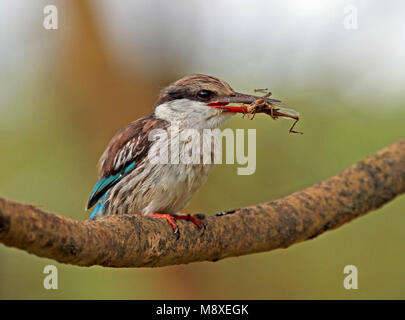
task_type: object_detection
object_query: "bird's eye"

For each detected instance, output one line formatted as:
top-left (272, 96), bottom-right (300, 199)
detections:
top-left (197, 90), bottom-right (213, 100)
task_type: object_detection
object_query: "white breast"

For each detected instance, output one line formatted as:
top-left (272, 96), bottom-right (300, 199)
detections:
top-left (106, 99), bottom-right (233, 215)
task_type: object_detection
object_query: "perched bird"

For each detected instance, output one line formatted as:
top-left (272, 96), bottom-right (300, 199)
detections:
top-left (86, 74), bottom-right (281, 234)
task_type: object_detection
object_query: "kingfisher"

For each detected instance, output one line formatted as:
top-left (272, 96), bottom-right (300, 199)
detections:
top-left (86, 74), bottom-right (282, 235)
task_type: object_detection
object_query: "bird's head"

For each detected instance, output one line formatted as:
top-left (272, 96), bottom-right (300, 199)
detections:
top-left (154, 74), bottom-right (282, 128)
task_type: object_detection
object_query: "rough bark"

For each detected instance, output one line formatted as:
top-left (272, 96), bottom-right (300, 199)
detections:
top-left (0, 139), bottom-right (404, 268)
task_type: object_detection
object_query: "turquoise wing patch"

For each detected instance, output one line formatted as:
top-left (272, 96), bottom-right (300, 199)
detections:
top-left (86, 161), bottom-right (136, 211)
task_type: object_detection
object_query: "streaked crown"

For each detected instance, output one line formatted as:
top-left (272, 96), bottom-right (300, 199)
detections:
top-left (155, 74), bottom-right (235, 106)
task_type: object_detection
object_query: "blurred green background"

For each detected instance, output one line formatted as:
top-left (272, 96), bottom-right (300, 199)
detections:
top-left (0, 0), bottom-right (404, 299)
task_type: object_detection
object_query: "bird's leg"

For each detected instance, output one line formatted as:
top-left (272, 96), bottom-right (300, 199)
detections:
top-left (148, 213), bottom-right (179, 235)
top-left (171, 213), bottom-right (205, 234)
top-left (148, 213), bottom-right (205, 237)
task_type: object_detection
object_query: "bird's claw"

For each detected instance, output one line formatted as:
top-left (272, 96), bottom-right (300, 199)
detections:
top-left (199, 223), bottom-right (206, 237)
top-left (149, 213), bottom-right (205, 239)
top-left (172, 213), bottom-right (205, 237)
top-left (174, 226), bottom-right (180, 239)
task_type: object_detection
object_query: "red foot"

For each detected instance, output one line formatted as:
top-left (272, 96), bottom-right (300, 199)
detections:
top-left (171, 213), bottom-right (205, 229)
top-left (148, 213), bottom-right (205, 237)
top-left (149, 213), bottom-right (179, 234)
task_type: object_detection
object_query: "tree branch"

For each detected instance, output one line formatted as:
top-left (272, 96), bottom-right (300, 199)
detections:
top-left (1, 139), bottom-right (404, 267)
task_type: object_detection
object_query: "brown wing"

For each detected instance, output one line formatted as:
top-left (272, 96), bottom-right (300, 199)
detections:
top-left (86, 113), bottom-right (169, 210)
top-left (98, 113), bottom-right (169, 178)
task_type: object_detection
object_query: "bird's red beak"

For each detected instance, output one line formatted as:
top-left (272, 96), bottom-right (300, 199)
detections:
top-left (207, 92), bottom-right (301, 123)
top-left (207, 92), bottom-right (281, 114)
